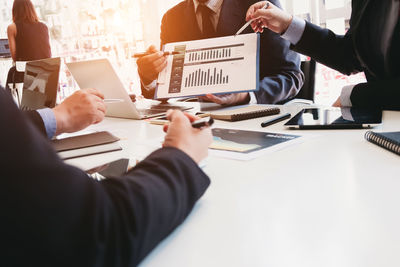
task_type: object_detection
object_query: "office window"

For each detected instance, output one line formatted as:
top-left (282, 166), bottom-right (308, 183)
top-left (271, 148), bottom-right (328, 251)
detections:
top-left (0, 0), bottom-right (365, 104)
top-left (0, 0), bottom-right (183, 95)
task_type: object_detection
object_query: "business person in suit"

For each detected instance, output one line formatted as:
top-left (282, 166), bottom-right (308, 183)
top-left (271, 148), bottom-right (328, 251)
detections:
top-left (137, 0), bottom-right (303, 105)
top-left (247, 0), bottom-right (400, 110)
top-left (0, 85), bottom-right (212, 266)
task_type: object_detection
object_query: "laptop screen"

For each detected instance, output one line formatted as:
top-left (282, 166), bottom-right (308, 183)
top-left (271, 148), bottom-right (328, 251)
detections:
top-left (0, 39), bottom-right (11, 58)
top-left (20, 57), bottom-right (61, 110)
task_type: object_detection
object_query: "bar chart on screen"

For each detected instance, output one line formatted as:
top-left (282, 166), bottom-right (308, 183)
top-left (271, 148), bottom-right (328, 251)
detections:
top-left (155, 33), bottom-right (259, 99)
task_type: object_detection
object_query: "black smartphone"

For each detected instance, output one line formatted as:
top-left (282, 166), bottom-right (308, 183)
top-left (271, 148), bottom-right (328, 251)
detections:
top-left (86, 158), bottom-right (130, 180)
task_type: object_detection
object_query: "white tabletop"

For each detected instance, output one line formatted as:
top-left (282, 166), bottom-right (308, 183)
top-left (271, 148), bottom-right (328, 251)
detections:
top-left (67, 104), bottom-right (400, 267)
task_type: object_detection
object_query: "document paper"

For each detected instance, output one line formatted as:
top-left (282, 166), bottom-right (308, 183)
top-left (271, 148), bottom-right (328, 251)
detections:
top-left (209, 128), bottom-right (305, 161)
top-left (155, 33), bottom-right (259, 99)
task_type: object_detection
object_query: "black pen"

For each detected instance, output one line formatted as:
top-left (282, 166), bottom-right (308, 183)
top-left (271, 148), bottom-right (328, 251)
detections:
top-left (192, 117), bottom-right (214, 129)
top-left (261, 113), bottom-right (291, 127)
top-left (132, 51), bottom-right (181, 58)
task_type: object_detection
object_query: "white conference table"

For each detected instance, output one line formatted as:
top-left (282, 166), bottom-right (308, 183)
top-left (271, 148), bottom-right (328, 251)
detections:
top-left (67, 103), bottom-right (400, 267)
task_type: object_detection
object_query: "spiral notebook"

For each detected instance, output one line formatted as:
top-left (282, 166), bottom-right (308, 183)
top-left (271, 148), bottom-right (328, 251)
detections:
top-left (365, 131), bottom-right (400, 156)
top-left (210, 106), bottom-right (280, 122)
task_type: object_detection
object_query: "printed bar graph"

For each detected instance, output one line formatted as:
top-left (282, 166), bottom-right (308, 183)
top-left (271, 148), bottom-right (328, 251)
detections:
top-left (156, 33), bottom-right (258, 99)
top-left (185, 43), bottom-right (244, 66)
top-left (184, 67), bottom-right (229, 88)
top-left (187, 48), bottom-right (233, 63)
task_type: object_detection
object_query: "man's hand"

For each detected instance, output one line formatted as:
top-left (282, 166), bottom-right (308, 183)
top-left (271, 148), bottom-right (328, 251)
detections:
top-left (163, 110), bottom-right (212, 163)
top-left (53, 88), bottom-right (106, 135)
top-left (332, 96), bottom-right (342, 107)
top-left (136, 45), bottom-right (167, 85)
top-left (246, 1), bottom-right (293, 34)
top-left (199, 93), bottom-right (250, 106)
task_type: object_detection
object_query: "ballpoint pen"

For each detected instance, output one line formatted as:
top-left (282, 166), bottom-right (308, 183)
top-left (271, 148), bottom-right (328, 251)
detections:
top-left (132, 51), bottom-right (181, 58)
top-left (104, 99), bottom-right (124, 103)
top-left (191, 117), bottom-right (214, 129)
top-left (261, 113), bottom-right (291, 127)
top-left (235, 2), bottom-right (269, 36)
top-left (149, 116), bottom-right (214, 129)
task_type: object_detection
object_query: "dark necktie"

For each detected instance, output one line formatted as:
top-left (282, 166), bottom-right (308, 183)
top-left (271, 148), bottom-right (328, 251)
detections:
top-left (197, 4), bottom-right (216, 38)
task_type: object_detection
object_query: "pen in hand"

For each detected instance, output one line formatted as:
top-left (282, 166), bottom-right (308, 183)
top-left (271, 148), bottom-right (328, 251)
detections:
top-left (104, 99), bottom-right (124, 103)
top-left (235, 2), bottom-right (269, 36)
top-left (150, 116), bottom-right (214, 129)
top-left (191, 117), bottom-right (214, 129)
top-left (132, 51), bottom-right (181, 58)
top-left (261, 113), bottom-right (291, 127)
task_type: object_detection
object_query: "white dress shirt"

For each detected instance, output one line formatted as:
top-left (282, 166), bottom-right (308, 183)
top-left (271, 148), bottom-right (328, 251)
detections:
top-left (193, 0), bottom-right (224, 32)
top-left (36, 108), bottom-right (57, 138)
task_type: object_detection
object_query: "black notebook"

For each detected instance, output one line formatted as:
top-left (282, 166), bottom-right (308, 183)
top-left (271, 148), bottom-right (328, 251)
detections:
top-left (365, 131), bottom-right (400, 155)
top-left (52, 131), bottom-right (121, 160)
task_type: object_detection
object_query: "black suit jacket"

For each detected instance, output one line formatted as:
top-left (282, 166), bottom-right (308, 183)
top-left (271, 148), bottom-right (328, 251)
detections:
top-left (3, 86), bottom-right (47, 135)
top-left (142, 0), bottom-right (303, 104)
top-left (25, 110), bottom-right (47, 135)
top-left (292, 0), bottom-right (400, 110)
top-left (0, 86), bottom-right (210, 266)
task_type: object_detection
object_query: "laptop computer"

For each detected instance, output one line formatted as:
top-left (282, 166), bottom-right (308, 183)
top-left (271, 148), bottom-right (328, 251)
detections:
top-left (0, 39), bottom-right (11, 58)
top-left (20, 57), bottom-right (61, 110)
top-left (66, 59), bottom-right (192, 120)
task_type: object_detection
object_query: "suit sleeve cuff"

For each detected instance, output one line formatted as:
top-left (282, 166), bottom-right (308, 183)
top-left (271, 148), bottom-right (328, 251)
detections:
top-left (248, 92), bottom-right (257, 104)
top-left (340, 108), bottom-right (354, 121)
top-left (141, 79), bottom-right (157, 91)
top-left (340, 84), bottom-right (355, 107)
top-left (36, 108), bottom-right (57, 139)
top-left (281, 17), bottom-right (306, 45)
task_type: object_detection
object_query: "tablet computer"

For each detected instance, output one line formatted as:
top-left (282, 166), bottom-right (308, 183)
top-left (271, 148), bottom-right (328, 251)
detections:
top-left (20, 57), bottom-right (61, 110)
top-left (284, 107), bottom-right (382, 129)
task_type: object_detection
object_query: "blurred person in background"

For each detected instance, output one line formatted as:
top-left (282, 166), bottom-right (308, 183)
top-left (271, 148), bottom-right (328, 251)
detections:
top-left (6, 0), bottom-right (51, 86)
top-left (7, 0), bottom-right (51, 62)
top-left (4, 0), bottom-right (108, 139)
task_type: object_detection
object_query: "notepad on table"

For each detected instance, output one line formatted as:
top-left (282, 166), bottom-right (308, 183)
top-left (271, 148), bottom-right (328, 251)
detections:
top-left (209, 106), bottom-right (280, 122)
top-left (365, 131), bottom-right (400, 156)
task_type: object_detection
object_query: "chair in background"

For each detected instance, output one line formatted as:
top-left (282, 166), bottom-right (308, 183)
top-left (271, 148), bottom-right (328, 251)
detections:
top-left (6, 62), bottom-right (26, 106)
top-left (280, 58), bottom-right (316, 105)
top-left (296, 58), bottom-right (316, 102)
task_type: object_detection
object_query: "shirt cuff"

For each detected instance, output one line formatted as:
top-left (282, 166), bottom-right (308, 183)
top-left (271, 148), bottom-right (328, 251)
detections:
top-left (142, 79), bottom-right (157, 91)
top-left (248, 92), bottom-right (257, 104)
top-left (281, 17), bottom-right (306, 45)
top-left (36, 108), bottom-right (57, 139)
top-left (340, 107), bottom-right (354, 121)
top-left (340, 84), bottom-right (355, 107)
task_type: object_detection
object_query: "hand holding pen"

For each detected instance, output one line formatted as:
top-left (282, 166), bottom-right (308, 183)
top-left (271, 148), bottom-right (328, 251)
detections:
top-left (163, 110), bottom-right (213, 163)
top-left (236, 2), bottom-right (269, 36)
top-left (135, 45), bottom-right (168, 84)
top-left (246, 1), bottom-right (294, 35)
top-left (133, 51), bottom-right (180, 58)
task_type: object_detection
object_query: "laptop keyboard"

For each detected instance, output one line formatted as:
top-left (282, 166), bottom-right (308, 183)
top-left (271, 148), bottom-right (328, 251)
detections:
top-left (150, 104), bottom-right (192, 111)
top-left (137, 109), bottom-right (168, 116)
top-left (136, 104), bottom-right (192, 116)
